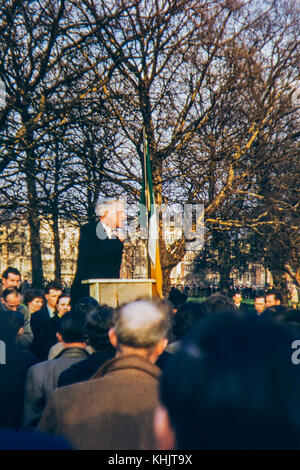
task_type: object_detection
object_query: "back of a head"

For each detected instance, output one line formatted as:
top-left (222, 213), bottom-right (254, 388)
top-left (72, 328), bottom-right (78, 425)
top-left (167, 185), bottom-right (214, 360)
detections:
top-left (84, 304), bottom-right (115, 352)
top-left (284, 309), bottom-right (300, 326)
top-left (57, 311), bottom-right (86, 344)
top-left (173, 301), bottom-right (208, 341)
top-left (264, 304), bottom-right (288, 322)
top-left (114, 298), bottom-right (172, 349)
top-left (160, 313), bottom-right (300, 449)
top-left (45, 281), bottom-right (62, 295)
top-left (23, 289), bottom-right (44, 305)
top-left (202, 293), bottom-right (237, 315)
top-left (167, 288), bottom-right (187, 310)
top-left (266, 289), bottom-right (283, 304)
top-left (1, 287), bottom-right (20, 301)
top-left (73, 297), bottom-right (99, 317)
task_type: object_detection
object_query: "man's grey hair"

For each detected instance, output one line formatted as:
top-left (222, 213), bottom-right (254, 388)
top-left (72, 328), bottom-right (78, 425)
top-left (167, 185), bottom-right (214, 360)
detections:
top-left (95, 198), bottom-right (123, 218)
top-left (113, 298), bottom-right (172, 349)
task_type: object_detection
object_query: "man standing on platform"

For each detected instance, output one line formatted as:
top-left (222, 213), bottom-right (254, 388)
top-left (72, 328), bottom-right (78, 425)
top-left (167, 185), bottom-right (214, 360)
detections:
top-left (70, 198), bottom-right (126, 306)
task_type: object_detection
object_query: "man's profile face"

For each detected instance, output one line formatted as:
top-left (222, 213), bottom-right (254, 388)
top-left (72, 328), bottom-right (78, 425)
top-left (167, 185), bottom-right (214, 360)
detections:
top-left (2, 273), bottom-right (21, 290)
top-left (1, 293), bottom-right (21, 311)
top-left (104, 201), bottom-right (126, 229)
top-left (265, 294), bottom-right (280, 308)
top-left (254, 297), bottom-right (265, 314)
top-left (45, 289), bottom-right (63, 310)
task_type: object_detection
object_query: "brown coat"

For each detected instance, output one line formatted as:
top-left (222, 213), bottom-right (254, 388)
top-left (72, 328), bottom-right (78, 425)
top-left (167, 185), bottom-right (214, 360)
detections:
top-left (37, 355), bottom-right (161, 450)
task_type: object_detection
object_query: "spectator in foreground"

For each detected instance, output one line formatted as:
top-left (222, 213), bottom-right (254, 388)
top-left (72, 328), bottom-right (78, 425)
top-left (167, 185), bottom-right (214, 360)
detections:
top-left (23, 289), bottom-right (45, 317)
top-left (232, 291), bottom-right (249, 316)
top-left (0, 312), bottom-right (37, 430)
top-left (154, 313), bottom-right (300, 450)
top-left (201, 292), bottom-right (237, 315)
top-left (167, 301), bottom-right (208, 353)
top-left (54, 294), bottom-right (72, 318)
top-left (254, 294), bottom-right (266, 316)
top-left (38, 298), bottom-right (172, 450)
top-left (1, 286), bottom-right (22, 312)
top-left (22, 311), bottom-right (89, 430)
top-left (30, 281), bottom-right (63, 361)
top-left (47, 294), bottom-right (72, 359)
top-left (264, 289), bottom-right (288, 321)
top-left (0, 286), bottom-right (34, 349)
top-left (72, 296), bottom-right (99, 316)
top-left (58, 304), bottom-right (116, 387)
top-left (167, 287), bottom-right (187, 313)
top-left (265, 289), bottom-right (284, 309)
top-left (1, 267), bottom-right (21, 294)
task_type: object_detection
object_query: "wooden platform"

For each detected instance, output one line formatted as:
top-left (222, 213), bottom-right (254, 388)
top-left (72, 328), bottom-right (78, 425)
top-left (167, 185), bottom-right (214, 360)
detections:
top-left (82, 278), bottom-right (157, 308)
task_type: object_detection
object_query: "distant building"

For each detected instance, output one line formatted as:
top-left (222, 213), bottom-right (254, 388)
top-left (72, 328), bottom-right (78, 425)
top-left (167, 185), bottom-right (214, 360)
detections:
top-left (0, 218), bottom-right (79, 286)
top-left (0, 218), bottom-right (274, 291)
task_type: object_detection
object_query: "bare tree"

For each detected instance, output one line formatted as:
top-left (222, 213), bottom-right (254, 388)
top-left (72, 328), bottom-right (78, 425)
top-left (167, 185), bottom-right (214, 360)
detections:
top-left (0, 0), bottom-right (298, 292)
top-left (0, 0), bottom-right (119, 285)
top-left (79, 0), bottom-right (299, 292)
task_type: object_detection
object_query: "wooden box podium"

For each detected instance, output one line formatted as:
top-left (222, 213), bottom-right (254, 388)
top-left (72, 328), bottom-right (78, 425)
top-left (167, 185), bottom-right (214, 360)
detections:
top-left (82, 279), bottom-right (157, 308)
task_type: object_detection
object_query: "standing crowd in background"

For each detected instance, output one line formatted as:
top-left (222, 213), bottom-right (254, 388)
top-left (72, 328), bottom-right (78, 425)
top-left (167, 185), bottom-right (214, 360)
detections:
top-left (1, 265), bottom-right (300, 450)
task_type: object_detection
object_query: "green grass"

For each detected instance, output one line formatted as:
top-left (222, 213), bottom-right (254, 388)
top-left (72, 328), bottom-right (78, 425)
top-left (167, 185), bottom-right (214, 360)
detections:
top-left (187, 297), bottom-right (206, 303)
top-left (188, 296), bottom-right (255, 307)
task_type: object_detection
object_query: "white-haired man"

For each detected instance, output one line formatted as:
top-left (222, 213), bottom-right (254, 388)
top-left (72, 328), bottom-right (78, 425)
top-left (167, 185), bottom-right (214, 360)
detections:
top-left (37, 298), bottom-right (172, 450)
top-left (70, 198), bottom-right (126, 306)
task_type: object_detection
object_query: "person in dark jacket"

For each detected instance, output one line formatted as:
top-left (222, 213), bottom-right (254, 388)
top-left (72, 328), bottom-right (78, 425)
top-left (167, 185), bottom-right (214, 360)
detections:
top-left (22, 311), bottom-right (89, 430)
top-left (0, 312), bottom-right (37, 430)
top-left (232, 292), bottom-right (249, 316)
top-left (29, 281), bottom-right (63, 361)
top-left (58, 304), bottom-right (116, 387)
top-left (70, 198), bottom-right (125, 307)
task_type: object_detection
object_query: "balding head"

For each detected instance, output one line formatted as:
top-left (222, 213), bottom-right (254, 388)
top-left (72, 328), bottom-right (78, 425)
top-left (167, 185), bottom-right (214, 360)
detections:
top-left (113, 299), bottom-right (172, 349)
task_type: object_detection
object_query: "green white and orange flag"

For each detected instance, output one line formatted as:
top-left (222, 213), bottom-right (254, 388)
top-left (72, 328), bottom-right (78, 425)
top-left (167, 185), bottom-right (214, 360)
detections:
top-left (140, 129), bottom-right (163, 298)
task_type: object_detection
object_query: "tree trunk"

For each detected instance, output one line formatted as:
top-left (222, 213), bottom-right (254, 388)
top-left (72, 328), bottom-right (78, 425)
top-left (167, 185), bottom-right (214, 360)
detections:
top-left (219, 266), bottom-right (231, 294)
top-left (159, 237), bottom-right (186, 296)
top-left (214, 230), bottom-right (232, 295)
top-left (51, 211), bottom-right (61, 283)
top-left (52, 152), bottom-right (62, 283)
top-left (26, 173), bottom-right (44, 288)
top-left (24, 123), bottom-right (44, 288)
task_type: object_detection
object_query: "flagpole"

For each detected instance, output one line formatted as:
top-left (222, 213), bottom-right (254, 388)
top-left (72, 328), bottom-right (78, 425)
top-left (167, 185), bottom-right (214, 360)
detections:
top-left (142, 126), bottom-right (151, 279)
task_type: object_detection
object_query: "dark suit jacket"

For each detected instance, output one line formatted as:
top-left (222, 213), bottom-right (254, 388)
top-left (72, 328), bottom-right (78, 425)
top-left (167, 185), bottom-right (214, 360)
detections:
top-left (57, 349), bottom-right (116, 387)
top-left (30, 306), bottom-right (60, 361)
top-left (263, 305), bottom-right (289, 322)
top-left (70, 221), bottom-right (124, 305)
top-left (235, 303), bottom-right (249, 316)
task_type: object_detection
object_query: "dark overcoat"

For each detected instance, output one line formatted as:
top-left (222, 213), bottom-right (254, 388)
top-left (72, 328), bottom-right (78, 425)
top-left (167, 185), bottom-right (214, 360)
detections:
top-left (70, 221), bottom-right (123, 305)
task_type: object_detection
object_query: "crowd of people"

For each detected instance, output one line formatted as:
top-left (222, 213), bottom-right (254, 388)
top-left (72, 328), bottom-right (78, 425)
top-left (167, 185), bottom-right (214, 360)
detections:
top-left (1, 263), bottom-right (300, 450)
